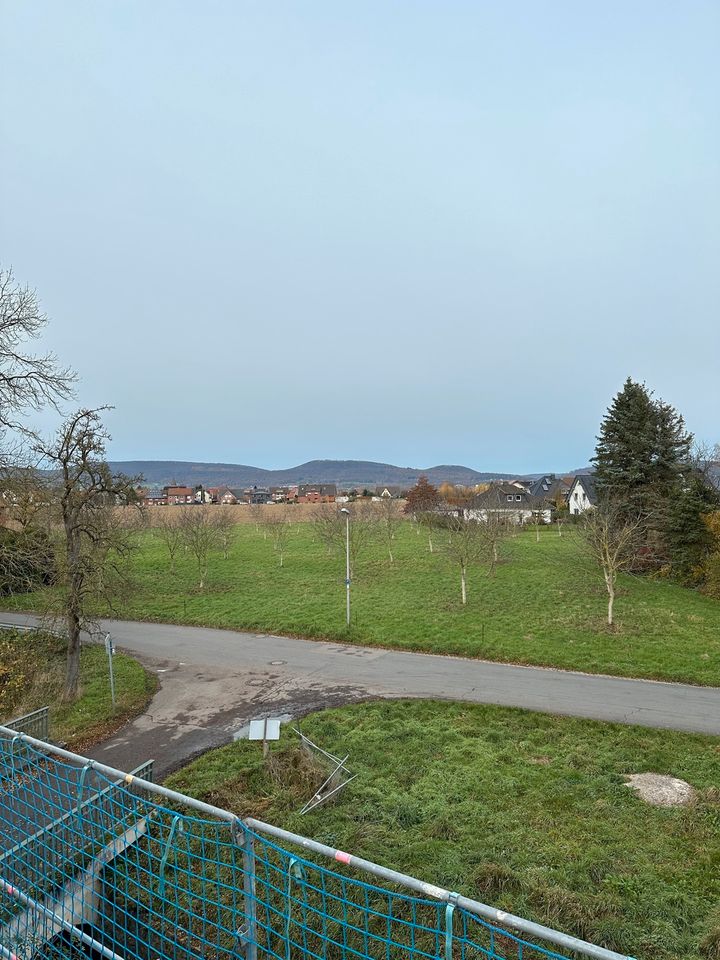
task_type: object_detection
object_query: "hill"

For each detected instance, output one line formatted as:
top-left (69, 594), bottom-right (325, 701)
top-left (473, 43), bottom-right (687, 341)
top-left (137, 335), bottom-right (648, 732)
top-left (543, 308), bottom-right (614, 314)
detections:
top-left (108, 459), bottom-right (519, 488)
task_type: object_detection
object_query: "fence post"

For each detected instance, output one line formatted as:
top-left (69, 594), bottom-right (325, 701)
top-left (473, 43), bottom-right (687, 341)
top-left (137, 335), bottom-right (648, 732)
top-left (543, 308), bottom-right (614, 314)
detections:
top-left (233, 820), bottom-right (257, 960)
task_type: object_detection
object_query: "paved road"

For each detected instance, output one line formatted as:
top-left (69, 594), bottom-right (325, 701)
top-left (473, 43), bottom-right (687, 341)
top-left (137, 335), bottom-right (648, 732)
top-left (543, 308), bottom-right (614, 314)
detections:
top-left (3, 613), bottom-right (719, 776)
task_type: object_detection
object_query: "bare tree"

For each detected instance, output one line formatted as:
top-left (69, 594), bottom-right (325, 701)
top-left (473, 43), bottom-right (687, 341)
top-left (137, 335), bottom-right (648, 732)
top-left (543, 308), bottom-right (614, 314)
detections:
top-left (375, 496), bottom-right (403, 563)
top-left (178, 506), bottom-right (222, 589)
top-left (34, 408), bottom-right (140, 700)
top-left (154, 510), bottom-right (184, 573)
top-left (265, 512), bottom-right (290, 567)
top-left (475, 509), bottom-right (511, 575)
top-left (580, 501), bottom-right (646, 627)
top-left (311, 503), bottom-right (377, 577)
top-left (248, 502), bottom-right (265, 535)
top-left (0, 465), bottom-right (52, 532)
top-left (440, 513), bottom-right (490, 605)
top-left (0, 267), bottom-right (75, 461)
top-left (214, 506), bottom-right (236, 560)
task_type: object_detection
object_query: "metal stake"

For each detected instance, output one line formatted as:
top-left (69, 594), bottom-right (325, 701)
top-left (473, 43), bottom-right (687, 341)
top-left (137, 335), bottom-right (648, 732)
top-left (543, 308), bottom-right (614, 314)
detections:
top-left (341, 508), bottom-right (350, 626)
top-left (104, 632), bottom-right (115, 710)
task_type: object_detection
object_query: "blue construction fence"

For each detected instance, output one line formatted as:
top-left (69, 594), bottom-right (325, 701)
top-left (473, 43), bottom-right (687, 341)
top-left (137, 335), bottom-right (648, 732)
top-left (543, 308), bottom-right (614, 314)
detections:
top-left (0, 729), bottom-right (633, 960)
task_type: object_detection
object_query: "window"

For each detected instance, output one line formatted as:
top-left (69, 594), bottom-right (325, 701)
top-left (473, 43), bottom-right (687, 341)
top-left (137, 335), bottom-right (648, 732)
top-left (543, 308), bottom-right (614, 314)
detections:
top-left (516, 495), bottom-right (522, 501)
top-left (507, 495), bottom-right (513, 501)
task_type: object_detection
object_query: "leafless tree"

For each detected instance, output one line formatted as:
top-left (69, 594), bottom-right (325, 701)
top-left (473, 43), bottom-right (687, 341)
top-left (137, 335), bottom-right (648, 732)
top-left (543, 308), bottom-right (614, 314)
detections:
top-left (0, 464), bottom-right (52, 532)
top-left (470, 508), bottom-right (511, 576)
top-left (34, 408), bottom-right (141, 700)
top-left (178, 505), bottom-right (222, 589)
top-left (311, 503), bottom-right (377, 577)
top-left (440, 513), bottom-right (490, 605)
top-left (248, 502), bottom-right (265, 535)
top-left (154, 509), bottom-right (184, 573)
top-left (265, 512), bottom-right (290, 567)
top-left (0, 267), bottom-right (75, 461)
top-left (579, 501), bottom-right (646, 627)
top-left (375, 496), bottom-right (403, 563)
top-left (214, 506), bottom-right (236, 560)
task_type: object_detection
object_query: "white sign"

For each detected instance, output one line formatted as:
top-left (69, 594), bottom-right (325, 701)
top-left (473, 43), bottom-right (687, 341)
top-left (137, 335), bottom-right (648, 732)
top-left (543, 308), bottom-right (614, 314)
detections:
top-left (248, 718), bottom-right (281, 741)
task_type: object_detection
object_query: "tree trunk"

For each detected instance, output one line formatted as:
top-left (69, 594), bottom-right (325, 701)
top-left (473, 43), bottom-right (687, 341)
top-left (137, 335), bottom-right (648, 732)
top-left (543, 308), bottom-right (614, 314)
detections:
top-left (279, 550), bottom-right (284, 568)
top-left (428, 535), bottom-right (433, 553)
top-left (63, 523), bottom-right (82, 702)
top-left (388, 547), bottom-right (393, 564)
top-left (605, 573), bottom-right (615, 626)
top-left (63, 606), bottom-right (82, 701)
top-left (460, 564), bottom-right (467, 605)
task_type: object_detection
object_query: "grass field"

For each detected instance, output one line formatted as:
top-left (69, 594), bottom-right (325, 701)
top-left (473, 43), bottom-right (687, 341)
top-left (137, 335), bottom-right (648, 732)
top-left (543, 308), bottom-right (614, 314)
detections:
top-left (3, 520), bottom-right (720, 685)
top-left (167, 699), bottom-right (720, 960)
top-left (0, 628), bottom-right (157, 747)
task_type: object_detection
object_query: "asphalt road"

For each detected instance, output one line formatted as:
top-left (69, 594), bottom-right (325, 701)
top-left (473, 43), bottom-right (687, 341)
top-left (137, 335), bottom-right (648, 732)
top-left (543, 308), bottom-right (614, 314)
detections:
top-left (3, 613), bottom-right (719, 776)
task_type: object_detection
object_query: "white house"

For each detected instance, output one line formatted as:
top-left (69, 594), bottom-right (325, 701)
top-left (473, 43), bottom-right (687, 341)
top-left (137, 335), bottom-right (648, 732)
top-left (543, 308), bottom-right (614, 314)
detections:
top-left (465, 485), bottom-right (552, 525)
top-left (568, 475), bottom-right (598, 515)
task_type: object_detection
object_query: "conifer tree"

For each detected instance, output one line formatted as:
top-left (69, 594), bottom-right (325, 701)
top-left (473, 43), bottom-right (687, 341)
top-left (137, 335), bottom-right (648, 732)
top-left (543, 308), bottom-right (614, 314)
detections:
top-left (663, 465), bottom-right (720, 582)
top-left (592, 378), bottom-right (692, 517)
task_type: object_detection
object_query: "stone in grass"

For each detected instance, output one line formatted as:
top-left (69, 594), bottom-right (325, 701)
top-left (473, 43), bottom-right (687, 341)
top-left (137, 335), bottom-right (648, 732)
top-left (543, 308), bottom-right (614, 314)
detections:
top-left (624, 772), bottom-right (696, 807)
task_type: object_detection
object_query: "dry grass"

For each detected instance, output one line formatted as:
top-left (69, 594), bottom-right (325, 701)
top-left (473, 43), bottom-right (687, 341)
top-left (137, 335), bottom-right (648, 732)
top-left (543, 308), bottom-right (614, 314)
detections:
top-left (119, 500), bottom-right (406, 527)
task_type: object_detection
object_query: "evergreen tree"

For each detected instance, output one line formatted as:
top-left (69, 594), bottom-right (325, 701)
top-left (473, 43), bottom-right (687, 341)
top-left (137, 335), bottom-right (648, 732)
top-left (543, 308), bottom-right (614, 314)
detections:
top-left (592, 378), bottom-right (692, 517)
top-left (663, 469), bottom-right (720, 582)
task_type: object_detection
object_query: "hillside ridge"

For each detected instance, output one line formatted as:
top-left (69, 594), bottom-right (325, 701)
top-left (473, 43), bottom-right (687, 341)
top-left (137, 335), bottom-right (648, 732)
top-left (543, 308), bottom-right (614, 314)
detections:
top-left (109, 458), bottom-right (529, 488)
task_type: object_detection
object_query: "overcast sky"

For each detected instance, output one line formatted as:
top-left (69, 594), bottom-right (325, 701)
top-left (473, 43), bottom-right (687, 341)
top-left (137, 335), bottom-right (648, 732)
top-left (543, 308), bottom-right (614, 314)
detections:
top-left (1, 2), bottom-right (718, 473)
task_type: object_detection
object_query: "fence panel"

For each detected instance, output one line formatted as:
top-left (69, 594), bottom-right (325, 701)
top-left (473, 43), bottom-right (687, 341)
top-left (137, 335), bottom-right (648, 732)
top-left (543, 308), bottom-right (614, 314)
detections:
top-left (0, 730), bottom-right (633, 960)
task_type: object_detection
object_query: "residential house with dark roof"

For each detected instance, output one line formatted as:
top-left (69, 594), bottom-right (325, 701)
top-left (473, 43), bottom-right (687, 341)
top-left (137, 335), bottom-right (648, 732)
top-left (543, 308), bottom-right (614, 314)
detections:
top-left (163, 485), bottom-right (194, 505)
top-left (568, 475), bottom-right (598, 515)
top-left (465, 484), bottom-right (551, 524)
top-left (296, 483), bottom-right (337, 503)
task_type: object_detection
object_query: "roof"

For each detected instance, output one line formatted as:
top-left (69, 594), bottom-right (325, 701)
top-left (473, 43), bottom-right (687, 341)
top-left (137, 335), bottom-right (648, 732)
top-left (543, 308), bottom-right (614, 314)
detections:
top-left (526, 475), bottom-right (570, 501)
top-left (569, 474), bottom-right (598, 504)
top-left (471, 485), bottom-right (544, 508)
top-left (297, 483), bottom-right (337, 496)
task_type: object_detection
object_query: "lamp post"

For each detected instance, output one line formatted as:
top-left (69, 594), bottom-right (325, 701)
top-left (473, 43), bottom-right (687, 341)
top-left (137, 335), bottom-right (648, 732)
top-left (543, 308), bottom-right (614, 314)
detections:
top-left (340, 508), bottom-right (351, 626)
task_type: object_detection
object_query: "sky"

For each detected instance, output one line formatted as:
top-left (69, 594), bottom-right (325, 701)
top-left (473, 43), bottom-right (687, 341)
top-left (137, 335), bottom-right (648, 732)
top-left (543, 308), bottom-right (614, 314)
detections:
top-left (1, 2), bottom-right (718, 474)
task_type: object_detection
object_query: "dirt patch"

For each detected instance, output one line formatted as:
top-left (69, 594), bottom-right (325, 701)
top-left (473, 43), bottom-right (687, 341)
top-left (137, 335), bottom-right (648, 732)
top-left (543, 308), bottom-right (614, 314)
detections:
top-left (624, 772), bottom-right (696, 806)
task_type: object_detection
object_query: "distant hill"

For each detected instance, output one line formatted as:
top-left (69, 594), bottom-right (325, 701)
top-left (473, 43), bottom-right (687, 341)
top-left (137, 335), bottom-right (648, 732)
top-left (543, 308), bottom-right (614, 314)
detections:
top-left (109, 459), bottom-right (520, 489)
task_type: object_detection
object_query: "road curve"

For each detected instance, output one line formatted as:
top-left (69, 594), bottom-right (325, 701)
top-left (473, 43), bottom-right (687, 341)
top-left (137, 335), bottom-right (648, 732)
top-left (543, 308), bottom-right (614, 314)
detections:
top-left (2, 613), bottom-right (719, 775)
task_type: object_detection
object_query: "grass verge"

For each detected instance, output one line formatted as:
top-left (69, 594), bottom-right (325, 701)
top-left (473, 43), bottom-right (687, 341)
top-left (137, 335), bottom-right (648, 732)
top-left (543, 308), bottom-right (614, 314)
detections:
top-left (167, 699), bottom-right (720, 960)
top-left (0, 628), bottom-right (157, 748)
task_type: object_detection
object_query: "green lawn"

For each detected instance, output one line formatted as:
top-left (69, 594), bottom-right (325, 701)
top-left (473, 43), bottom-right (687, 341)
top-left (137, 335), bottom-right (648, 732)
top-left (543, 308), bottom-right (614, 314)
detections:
top-left (0, 628), bottom-right (156, 747)
top-left (3, 521), bottom-right (720, 684)
top-left (167, 699), bottom-right (720, 960)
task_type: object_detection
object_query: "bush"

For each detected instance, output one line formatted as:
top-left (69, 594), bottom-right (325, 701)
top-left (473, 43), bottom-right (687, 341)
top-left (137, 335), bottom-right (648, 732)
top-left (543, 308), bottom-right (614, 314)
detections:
top-left (701, 551), bottom-right (720, 599)
top-left (0, 528), bottom-right (55, 596)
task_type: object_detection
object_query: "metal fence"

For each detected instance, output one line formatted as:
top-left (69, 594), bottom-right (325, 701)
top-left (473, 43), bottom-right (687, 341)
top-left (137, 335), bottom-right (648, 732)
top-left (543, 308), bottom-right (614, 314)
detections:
top-left (0, 727), bottom-right (635, 960)
top-left (4, 708), bottom-right (49, 742)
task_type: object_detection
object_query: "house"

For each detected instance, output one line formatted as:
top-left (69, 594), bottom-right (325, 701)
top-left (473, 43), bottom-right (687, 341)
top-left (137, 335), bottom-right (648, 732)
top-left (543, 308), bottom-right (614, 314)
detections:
top-left (374, 485), bottom-right (403, 499)
top-left (163, 485), bottom-right (194, 505)
top-left (245, 486), bottom-right (272, 504)
top-left (193, 486), bottom-right (213, 504)
top-left (526, 474), bottom-right (572, 506)
top-left (216, 487), bottom-right (246, 505)
top-left (568, 475), bottom-right (598, 515)
top-left (296, 483), bottom-right (337, 504)
top-left (270, 486), bottom-right (296, 503)
top-left (140, 489), bottom-right (168, 507)
top-left (466, 484), bottom-right (552, 524)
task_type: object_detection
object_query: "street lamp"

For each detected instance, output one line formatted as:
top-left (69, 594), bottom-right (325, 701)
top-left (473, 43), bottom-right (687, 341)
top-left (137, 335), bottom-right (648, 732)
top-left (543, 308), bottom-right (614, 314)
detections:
top-left (340, 508), bottom-right (351, 626)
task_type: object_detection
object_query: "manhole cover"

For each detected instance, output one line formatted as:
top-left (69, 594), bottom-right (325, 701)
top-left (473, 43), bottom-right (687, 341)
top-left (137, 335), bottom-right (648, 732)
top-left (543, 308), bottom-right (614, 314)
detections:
top-left (269, 660), bottom-right (286, 666)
